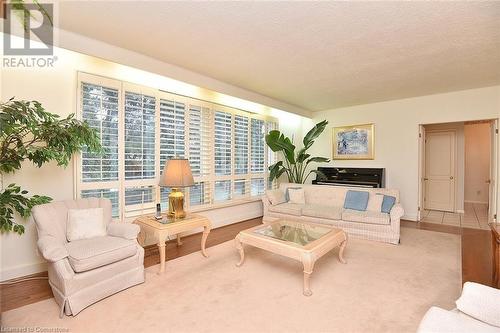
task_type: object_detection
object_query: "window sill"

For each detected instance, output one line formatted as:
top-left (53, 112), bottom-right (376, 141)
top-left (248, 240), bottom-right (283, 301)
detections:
top-left (189, 196), bottom-right (263, 213)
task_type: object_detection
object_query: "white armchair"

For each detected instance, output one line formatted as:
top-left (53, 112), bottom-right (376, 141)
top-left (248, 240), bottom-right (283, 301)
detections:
top-left (32, 198), bottom-right (144, 317)
top-left (417, 282), bottom-right (500, 332)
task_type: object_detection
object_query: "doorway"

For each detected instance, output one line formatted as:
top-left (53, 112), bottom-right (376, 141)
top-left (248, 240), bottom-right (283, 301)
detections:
top-left (418, 120), bottom-right (497, 230)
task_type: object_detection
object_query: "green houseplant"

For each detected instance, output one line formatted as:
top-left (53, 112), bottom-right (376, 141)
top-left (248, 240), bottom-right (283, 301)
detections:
top-left (0, 99), bottom-right (102, 234)
top-left (266, 120), bottom-right (330, 184)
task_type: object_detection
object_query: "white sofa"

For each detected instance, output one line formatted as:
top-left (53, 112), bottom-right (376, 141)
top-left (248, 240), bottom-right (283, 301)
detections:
top-left (262, 183), bottom-right (404, 244)
top-left (417, 282), bottom-right (500, 332)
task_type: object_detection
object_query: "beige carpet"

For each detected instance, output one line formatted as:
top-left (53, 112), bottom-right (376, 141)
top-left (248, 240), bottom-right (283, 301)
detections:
top-left (2, 227), bottom-right (461, 333)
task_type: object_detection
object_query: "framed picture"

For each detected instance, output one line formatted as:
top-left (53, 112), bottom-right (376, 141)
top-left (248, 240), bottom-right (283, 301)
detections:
top-left (332, 123), bottom-right (374, 160)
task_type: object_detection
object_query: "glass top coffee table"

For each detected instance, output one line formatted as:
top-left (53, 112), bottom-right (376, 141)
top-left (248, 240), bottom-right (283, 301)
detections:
top-left (235, 219), bottom-right (348, 296)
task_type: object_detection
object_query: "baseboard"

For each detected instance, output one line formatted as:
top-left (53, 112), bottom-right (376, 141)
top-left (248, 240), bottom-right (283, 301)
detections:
top-left (403, 213), bottom-right (418, 222)
top-left (0, 261), bottom-right (48, 282)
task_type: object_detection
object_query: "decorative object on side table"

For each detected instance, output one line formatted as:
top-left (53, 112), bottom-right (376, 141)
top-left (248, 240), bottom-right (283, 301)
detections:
top-left (159, 158), bottom-right (195, 219)
top-left (333, 123), bottom-right (374, 160)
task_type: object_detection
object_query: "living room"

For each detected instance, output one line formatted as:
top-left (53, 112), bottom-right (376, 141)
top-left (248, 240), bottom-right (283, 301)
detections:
top-left (1, 1), bottom-right (500, 332)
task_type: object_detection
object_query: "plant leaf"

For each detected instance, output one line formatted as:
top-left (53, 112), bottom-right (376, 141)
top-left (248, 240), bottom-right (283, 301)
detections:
top-left (303, 120), bottom-right (328, 148)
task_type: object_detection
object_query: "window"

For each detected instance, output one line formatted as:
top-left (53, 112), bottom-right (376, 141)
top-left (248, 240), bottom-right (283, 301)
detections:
top-left (77, 73), bottom-right (277, 219)
top-left (124, 92), bottom-right (156, 180)
top-left (160, 98), bottom-right (186, 170)
top-left (234, 115), bottom-right (249, 175)
top-left (214, 111), bottom-right (232, 176)
top-left (251, 118), bottom-right (265, 173)
top-left (251, 178), bottom-right (265, 196)
top-left (81, 82), bottom-right (119, 182)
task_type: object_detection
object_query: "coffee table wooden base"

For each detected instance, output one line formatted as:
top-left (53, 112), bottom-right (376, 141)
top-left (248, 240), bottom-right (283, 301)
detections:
top-left (235, 225), bottom-right (348, 296)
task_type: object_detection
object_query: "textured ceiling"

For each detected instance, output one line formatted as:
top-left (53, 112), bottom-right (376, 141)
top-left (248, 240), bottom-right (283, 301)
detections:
top-left (58, 1), bottom-right (500, 112)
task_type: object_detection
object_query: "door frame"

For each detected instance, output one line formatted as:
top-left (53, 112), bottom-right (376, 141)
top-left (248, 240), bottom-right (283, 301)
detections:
top-left (418, 119), bottom-right (499, 222)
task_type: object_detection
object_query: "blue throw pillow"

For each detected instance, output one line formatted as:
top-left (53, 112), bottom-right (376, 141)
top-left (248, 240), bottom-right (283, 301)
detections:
top-left (285, 187), bottom-right (302, 201)
top-left (381, 195), bottom-right (396, 213)
top-left (343, 190), bottom-right (369, 211)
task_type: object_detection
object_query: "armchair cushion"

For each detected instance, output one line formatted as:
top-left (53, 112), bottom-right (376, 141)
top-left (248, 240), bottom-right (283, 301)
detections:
top-left (456, 282), bottom-right (500, 327)
top-left (37, 236), bottom-right (68, 262)
top-left (107, 222), bottom-right (140, 240)
top-left (65, 236), bottom-right (137, 273)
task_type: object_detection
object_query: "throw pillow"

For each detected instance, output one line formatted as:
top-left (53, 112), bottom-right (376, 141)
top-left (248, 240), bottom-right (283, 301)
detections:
top-left (343, 190), bottom-right (369, 211)
top-left (381, 195), bottom-right (396, 213)
top-left (285, 186), bottom-right (302, 201)
top-left (67, 208), bottom-right (106, 242)
top-left (366, 193), bottom-right (384, 212)
top-left (288, 188), bottom-right (306, 204)
top-left (456, 282), bottom-right (500, 327)
top-left (266, 189), bottom-right (286, 206)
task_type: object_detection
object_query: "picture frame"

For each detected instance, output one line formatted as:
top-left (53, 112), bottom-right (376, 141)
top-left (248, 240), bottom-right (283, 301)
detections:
top-left (332, 123), bottom-right (375, 160)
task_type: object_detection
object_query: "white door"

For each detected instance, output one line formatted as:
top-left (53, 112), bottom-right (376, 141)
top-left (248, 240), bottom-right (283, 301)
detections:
top-left (424, 130), bottom-right (456, 212)
top-left (489, 120), bottom-right (498, 222)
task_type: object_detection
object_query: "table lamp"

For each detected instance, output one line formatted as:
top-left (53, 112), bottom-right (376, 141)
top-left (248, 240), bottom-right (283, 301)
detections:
top-left (159, 158), bottom-right (194, 219)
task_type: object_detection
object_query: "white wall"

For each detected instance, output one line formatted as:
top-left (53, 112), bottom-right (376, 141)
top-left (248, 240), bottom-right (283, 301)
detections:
top-left (424, 122), bottom-right (465, 212)
top-left (303, 86), bottom-right (500, 221)
top-left (465, 123), bottom-right (491, 204)
top-left (0, 43), bottom-right (304, 280)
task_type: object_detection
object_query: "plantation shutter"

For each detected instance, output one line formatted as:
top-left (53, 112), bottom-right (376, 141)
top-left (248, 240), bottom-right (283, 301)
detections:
top-left (188, 104), bottom-right (212, 177)
top-left (122, 86), bottom-right (158, 216)
top-left (214, 110), bottom-right (232, 176)
top-left (266, 121), bottom-right (279, 189)
top-left (124, 92), bottom-right (156, 180)
top-left (80, 79), bottom-right (121, 217)
top-left (251, 118), bottom-right (265, 173)
top-left (81, 82), bottom-right (119, 182)
top-left (234, 115), bottom-right (249, 175)
top-left (160, 98), bottom-right (186, 172)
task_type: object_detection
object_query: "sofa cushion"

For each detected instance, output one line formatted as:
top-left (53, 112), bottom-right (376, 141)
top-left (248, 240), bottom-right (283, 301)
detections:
top-left (268, 203), bottom-right (304, 216)
top-left (288, 188), bottom-right (305, 204)
top-left (302, 205), bottom-right (342, 220)
top-left (66, 236), bottom-right (137, 273)
top-left (367, 193), bottom-right (384, 212)
top-left (344, 190), bottom-right (369, 211)
top-left (342, 209), bottom-right (391, 225)
top-left (266, 189), bottom-right (287, 206)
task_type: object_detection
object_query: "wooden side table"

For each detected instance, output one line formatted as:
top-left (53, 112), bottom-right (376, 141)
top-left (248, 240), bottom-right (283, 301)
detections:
top-left (134, 213), bottom-right (211, 274)
top-left (490, 223), bottom-right (500, 288)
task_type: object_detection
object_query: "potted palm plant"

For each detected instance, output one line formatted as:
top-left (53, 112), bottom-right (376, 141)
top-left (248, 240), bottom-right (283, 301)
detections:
top-left (266, 120), bottom-right (330, 184)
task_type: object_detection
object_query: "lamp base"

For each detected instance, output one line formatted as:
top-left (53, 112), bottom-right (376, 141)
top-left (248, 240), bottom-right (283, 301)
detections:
top-left (168, 188), bottom-right (186, 219)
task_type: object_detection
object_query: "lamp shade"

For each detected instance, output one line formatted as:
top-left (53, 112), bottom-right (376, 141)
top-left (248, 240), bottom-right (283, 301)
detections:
top-left (159, 158), bottom-right (195, 187)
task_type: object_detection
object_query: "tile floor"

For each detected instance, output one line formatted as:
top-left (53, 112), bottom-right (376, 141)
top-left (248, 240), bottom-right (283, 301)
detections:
top-left (420, 202), bottom-right (490, 230)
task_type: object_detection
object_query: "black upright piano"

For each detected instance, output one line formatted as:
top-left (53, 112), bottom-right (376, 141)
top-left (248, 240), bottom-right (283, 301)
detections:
top-left (312, 167), bottom-right (385, 188)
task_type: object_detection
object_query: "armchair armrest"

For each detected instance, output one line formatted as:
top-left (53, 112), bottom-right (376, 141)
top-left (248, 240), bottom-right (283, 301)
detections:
top-left (37, 236), bottom-right (68, 263)
top-left (456, 282), bottom-right (500, 327)
top-left (107, 222), bottom-right (140, 240)
top-left (390, 203), bottom-right (405, 220)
